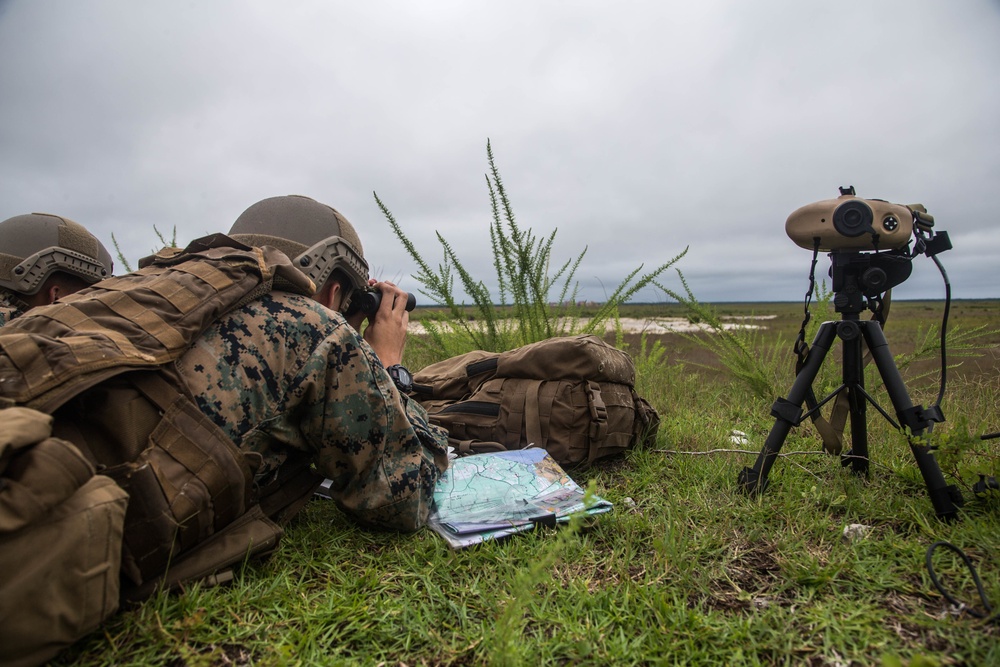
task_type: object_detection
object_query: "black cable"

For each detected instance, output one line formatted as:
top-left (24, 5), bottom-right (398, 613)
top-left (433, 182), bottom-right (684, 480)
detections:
top-left (930, 254), bottom-right (951, 409)
top-left (871, 293), bottom-right (886, 327)
top-left (925, 541), bottom-right (995, 621)
top-left (794, 239), bottom-right (820, 362)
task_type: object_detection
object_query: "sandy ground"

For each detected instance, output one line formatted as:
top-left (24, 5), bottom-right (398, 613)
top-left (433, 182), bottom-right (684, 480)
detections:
top-left (407, 315), bottom-right (775, 335)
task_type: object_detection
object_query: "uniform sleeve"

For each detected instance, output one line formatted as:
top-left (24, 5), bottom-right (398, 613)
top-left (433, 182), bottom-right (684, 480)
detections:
top-left (295, 329), bottom-right (449, 532)
top-left (0, 292), bottom-right (27, 327)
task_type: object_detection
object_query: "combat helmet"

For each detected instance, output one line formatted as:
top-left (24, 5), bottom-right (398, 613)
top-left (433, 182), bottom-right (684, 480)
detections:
top-left (229, 195), bottom-right (369, 299)
top-left (0, 212), bottom-right (113, 295)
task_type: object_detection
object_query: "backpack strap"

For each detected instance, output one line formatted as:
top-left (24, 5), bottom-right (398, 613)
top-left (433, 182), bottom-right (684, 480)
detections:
top-left (524, 382), bottom-right (543, 447)
top-left (630, 391), bottom-right (661, 447)
top-left (586, 381), bottom-right (609, 465)
top-left (448, 437), bottom-right (507, 456)
top-left (503, 383), bottom-right (527, 450)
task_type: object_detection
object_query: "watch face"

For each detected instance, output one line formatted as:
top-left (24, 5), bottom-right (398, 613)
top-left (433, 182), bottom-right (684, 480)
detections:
top-left (390, 365), bottom-right (412, 389)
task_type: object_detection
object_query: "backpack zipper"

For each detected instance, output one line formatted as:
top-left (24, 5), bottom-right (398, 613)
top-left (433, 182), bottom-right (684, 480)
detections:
top-left (438, 401), bottom-right (500, 416)
top-left (465, 358), bottom-right (499, 377)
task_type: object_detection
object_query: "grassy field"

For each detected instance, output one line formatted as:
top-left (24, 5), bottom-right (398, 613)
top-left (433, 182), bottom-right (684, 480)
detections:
top-left (56, 299), bottom-right (999, 666)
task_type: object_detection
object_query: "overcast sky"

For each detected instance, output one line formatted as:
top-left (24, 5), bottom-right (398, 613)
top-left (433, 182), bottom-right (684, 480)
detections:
top-left (1, 1), bottom-right (997, 304)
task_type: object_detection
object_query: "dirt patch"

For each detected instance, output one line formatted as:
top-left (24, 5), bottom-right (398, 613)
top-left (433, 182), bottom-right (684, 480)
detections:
top-left (686, 540), bottom-right (792, 615)
top-left (168, 643), bottom-right (253, 667)
top-left (407, 317), bottom-right (768, 336)
top-left (725, 543), bottom-right (783, 592)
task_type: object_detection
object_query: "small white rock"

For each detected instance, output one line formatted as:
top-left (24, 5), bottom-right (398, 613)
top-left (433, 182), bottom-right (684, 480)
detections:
top-left (842, 523), bottom-right (872, 541)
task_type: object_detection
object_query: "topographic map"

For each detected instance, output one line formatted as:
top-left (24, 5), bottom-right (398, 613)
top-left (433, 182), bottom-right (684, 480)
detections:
top-left (429, 448), bottom-right (613, 548)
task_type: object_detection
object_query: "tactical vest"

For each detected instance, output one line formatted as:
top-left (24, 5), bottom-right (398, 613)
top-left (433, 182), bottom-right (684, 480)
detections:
top-left (0, 234), bottom-right (323, 600)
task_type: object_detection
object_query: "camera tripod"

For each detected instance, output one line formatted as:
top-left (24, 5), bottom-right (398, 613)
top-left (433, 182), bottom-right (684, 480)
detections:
top-left (738, 250), bottom-right (964, 519)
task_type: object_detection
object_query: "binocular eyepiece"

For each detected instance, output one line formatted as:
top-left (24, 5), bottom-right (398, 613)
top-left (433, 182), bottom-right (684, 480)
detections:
top-left (344, 287), bottom-right (417, 317)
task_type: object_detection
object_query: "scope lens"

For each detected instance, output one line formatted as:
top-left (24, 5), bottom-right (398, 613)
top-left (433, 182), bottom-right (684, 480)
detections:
top-left (832, 200), bottom-right (874, 237)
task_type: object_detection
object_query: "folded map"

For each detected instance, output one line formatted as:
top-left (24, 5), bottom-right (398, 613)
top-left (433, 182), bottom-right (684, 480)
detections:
top-left (428, 448), bottom-right (613, 549)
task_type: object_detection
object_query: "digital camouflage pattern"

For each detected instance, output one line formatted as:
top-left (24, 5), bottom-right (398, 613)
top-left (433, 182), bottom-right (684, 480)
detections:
top-left (175, 290), bottom-right (449, 532)
top-left (0, 289), bottom-right (28, 326)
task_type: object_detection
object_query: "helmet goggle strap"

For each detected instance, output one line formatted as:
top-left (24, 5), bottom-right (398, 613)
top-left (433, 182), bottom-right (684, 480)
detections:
top-left (295, 236), bottom-right (369, 308)
top-left (10, 246), bottom-right (110, 295)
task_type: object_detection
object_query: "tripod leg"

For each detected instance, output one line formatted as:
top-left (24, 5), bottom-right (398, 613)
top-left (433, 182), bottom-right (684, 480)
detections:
top-left (739, 321), bottom-right (839, 494)
top-left (840, 321), bottom-right (869, 476)
top-left (860, 321), bottom-right (963, 519)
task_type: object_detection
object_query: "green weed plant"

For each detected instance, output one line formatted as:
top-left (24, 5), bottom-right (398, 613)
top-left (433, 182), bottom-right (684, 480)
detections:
top-left (377, 140), bottom-right (686, 356)
top-left (112, 226), bottom-right (178, 273)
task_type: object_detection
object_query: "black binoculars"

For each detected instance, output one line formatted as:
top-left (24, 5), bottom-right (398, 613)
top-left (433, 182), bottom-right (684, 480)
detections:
top-left (344, 287), bottom-right (416, 317)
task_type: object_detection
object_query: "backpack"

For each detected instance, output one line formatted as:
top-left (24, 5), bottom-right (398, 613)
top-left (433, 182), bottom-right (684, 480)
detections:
top-left (0, 235), bottom-right (322, 603)
top-left (411, 335), bottom-right (660, 467)
top-left (0, 406), bottom-right (128, 667)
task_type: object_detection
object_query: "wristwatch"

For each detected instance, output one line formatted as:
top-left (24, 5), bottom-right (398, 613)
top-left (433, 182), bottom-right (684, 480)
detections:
top-left (386, 364), bottom-right (413, 393)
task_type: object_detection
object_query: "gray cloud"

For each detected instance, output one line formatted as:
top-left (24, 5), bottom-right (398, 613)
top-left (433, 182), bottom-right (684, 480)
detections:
top-left (1, 0), bottom-right (997, 303)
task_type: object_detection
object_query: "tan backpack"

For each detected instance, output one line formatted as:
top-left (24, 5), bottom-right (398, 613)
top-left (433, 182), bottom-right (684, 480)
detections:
top-left (0, 235), bottom-right (322, 604)
top-left (0, 406), bottom-right (128, 667)
top-left (411, 335), bottom-right (660, 467)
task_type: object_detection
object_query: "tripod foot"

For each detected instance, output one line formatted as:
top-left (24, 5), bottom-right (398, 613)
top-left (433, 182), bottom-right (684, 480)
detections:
top-left (839, 448), bottom-right (870, 476)
top-left (738, 467), bottom-right (769, 495)
top-left (929, 485), bottom-right (964, 522)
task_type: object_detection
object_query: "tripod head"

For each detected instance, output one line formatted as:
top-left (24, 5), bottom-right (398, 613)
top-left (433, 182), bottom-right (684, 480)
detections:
top-left (829, 250), bottom-right (912, 314)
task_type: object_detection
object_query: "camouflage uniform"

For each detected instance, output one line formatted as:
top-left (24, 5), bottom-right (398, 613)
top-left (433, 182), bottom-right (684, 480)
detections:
top-left (175, 290), bottom-right (449, 532)
top-left (0, 290), bottom-right (28, 327)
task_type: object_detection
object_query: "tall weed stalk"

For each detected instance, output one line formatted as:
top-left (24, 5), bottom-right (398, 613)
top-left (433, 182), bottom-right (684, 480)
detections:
top-left (377, 140), bottom-right (686, 355)
top-left (653, 270), bottom-right (804, 401)
top-left (112, 226), bottom-right (178, 273)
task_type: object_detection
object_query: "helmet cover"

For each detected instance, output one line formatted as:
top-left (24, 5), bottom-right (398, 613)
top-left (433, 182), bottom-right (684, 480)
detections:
top-left (0, 212), bottom-right (113, 295)
top-left (228, 195), bottom-right (369, 293)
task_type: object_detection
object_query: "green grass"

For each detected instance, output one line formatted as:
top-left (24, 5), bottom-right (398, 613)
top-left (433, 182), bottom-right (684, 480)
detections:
top-left (56, 300), bottom-right (1000, 666)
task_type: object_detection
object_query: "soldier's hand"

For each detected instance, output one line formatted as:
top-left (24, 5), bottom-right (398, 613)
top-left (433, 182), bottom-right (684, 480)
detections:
top-left (362, 280), bottom-right (408, 367)
top-left (343, 284), bottom-right (370, 333)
